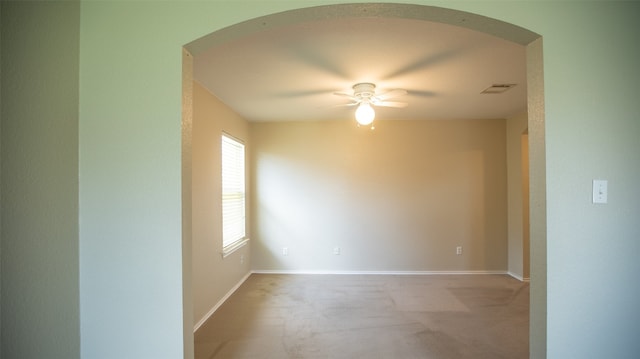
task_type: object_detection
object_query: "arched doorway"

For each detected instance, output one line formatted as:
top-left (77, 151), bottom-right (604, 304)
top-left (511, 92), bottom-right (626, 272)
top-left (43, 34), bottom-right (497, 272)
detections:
top-left (182, 3), bottom-right (545, 357)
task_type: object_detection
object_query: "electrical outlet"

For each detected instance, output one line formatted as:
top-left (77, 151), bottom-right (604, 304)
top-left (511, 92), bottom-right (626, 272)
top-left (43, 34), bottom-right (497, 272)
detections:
top-left (456, 246), bottom-right (463, 255)
top-left (282, 247), bottom-right (288, 256)
top-left (333, 247), bottom-right (341, 255)
top-left (240, 254), bottom-right (244, 264)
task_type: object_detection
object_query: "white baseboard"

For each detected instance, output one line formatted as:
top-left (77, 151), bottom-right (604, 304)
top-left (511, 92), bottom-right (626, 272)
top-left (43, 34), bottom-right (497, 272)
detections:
top-left (252, 269), bottom-right (508, 276)
top-left (193, 271), bottom-right (251, 333)
top-left (507, 271), bottom-right (531, 282)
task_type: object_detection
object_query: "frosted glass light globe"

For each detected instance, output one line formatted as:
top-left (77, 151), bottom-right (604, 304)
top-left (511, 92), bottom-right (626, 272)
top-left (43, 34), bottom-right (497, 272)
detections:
top-left (355, 103), bottom-right (375, 125)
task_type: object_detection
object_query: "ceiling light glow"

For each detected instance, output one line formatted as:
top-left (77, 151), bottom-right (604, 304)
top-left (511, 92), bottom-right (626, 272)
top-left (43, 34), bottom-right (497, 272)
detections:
top-left (355, 102), bottom-right (375, 125)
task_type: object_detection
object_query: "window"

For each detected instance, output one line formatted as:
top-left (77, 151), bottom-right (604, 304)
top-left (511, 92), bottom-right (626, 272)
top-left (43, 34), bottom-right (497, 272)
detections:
top-left (221, 133), bottom-right (246, 252)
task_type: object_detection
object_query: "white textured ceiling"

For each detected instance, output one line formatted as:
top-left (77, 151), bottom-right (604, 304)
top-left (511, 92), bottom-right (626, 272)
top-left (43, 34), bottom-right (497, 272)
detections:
top-left (194, 16), bottom-right (526, 122)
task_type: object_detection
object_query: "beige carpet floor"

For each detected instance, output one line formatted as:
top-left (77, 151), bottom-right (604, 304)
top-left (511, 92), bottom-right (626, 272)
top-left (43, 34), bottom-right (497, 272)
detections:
top-left (194, 274), bottom-right (529, 359)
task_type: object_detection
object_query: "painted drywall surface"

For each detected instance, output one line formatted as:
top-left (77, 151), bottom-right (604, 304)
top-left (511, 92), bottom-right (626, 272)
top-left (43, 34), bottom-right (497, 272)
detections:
top-left (533, 4), bottom-right (640, 358)
top-left (181, 49), bottom-right (195, 358)
top-left (525, 36), bottom-right (547, 359)
top-left (78, 3), bottom-right (184, 356)
top-left (521, 133), bottom-right (530, 280)
top-left (73, 1), bottom-right (640, 358)
top-left (250, 119), bottom-right (507, 272)
top-left (192, 82), bottom-right (251, 326)
top-left (0, 0), bottom-right (3, 343)
top-left (1, 1), bottom-right (80, 358)
top-left (506, 111), bottom-right (528, 279)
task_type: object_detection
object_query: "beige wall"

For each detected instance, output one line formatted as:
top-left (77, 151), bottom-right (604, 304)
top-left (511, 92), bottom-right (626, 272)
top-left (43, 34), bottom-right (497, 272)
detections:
top-left (191, 82), bottom-right (251, 327)
top-left (506, 111), bottom-right (529, 280)
top-left (250, 119), bottom-right (507, 272)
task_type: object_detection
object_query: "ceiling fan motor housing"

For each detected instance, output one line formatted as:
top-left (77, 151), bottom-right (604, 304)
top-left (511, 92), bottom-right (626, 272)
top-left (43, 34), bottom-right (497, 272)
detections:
top-left (353, 83), bottom-right (376, 101)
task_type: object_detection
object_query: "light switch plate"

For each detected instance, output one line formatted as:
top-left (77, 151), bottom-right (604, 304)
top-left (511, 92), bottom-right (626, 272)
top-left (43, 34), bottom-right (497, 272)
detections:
top-left (592, 179), bottom-right (608, 204)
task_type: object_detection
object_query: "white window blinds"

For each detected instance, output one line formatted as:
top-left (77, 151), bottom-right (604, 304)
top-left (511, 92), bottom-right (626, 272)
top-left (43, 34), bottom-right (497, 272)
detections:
top-left (221, 134), bottom-right (246, 249)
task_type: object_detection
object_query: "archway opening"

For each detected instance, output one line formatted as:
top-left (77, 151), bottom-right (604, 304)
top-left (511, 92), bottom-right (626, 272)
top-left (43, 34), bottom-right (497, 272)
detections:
top-left (182, 3), bottom-right (545, 357)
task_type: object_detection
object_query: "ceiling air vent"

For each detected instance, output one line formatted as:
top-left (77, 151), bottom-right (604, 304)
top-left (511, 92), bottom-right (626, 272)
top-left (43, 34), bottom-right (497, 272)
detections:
top-left (481, 84), bottom-right (517, 94)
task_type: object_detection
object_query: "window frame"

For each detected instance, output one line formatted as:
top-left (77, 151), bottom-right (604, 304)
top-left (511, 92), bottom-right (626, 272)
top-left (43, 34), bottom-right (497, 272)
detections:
top-left (221, 132), bottom-right (248, 256)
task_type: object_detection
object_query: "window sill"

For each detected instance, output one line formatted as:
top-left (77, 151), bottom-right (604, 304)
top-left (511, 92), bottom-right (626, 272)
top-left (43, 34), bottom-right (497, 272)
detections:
top-left (222, 237), bottom-right (250, 258)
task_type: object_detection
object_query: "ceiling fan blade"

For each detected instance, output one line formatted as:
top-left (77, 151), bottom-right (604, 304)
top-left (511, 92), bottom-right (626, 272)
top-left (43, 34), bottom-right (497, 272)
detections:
top-left (376, 89), bottom-right (408, 100)
top-left (375, 101), bottom-right (408, 108)
top-left (333, 92), bottom-right (357, 100)
top-left (275, 88), bottom-right (341, 98)
top-left (327, 102), bottom-right (359, 108)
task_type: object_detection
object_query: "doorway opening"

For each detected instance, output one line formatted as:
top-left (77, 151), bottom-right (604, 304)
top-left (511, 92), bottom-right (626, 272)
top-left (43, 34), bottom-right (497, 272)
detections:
top-left (182, 3), bottom-right (546, 357)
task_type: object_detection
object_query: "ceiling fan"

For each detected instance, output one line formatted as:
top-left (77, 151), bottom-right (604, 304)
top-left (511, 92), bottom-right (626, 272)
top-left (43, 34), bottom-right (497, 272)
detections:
top-left (334, 83), bottom-right (408, 126)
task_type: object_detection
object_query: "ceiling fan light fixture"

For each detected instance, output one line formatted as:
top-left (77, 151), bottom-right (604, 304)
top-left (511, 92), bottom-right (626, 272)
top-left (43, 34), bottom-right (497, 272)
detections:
top-left (355, 102), bottom-right (375, 125)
